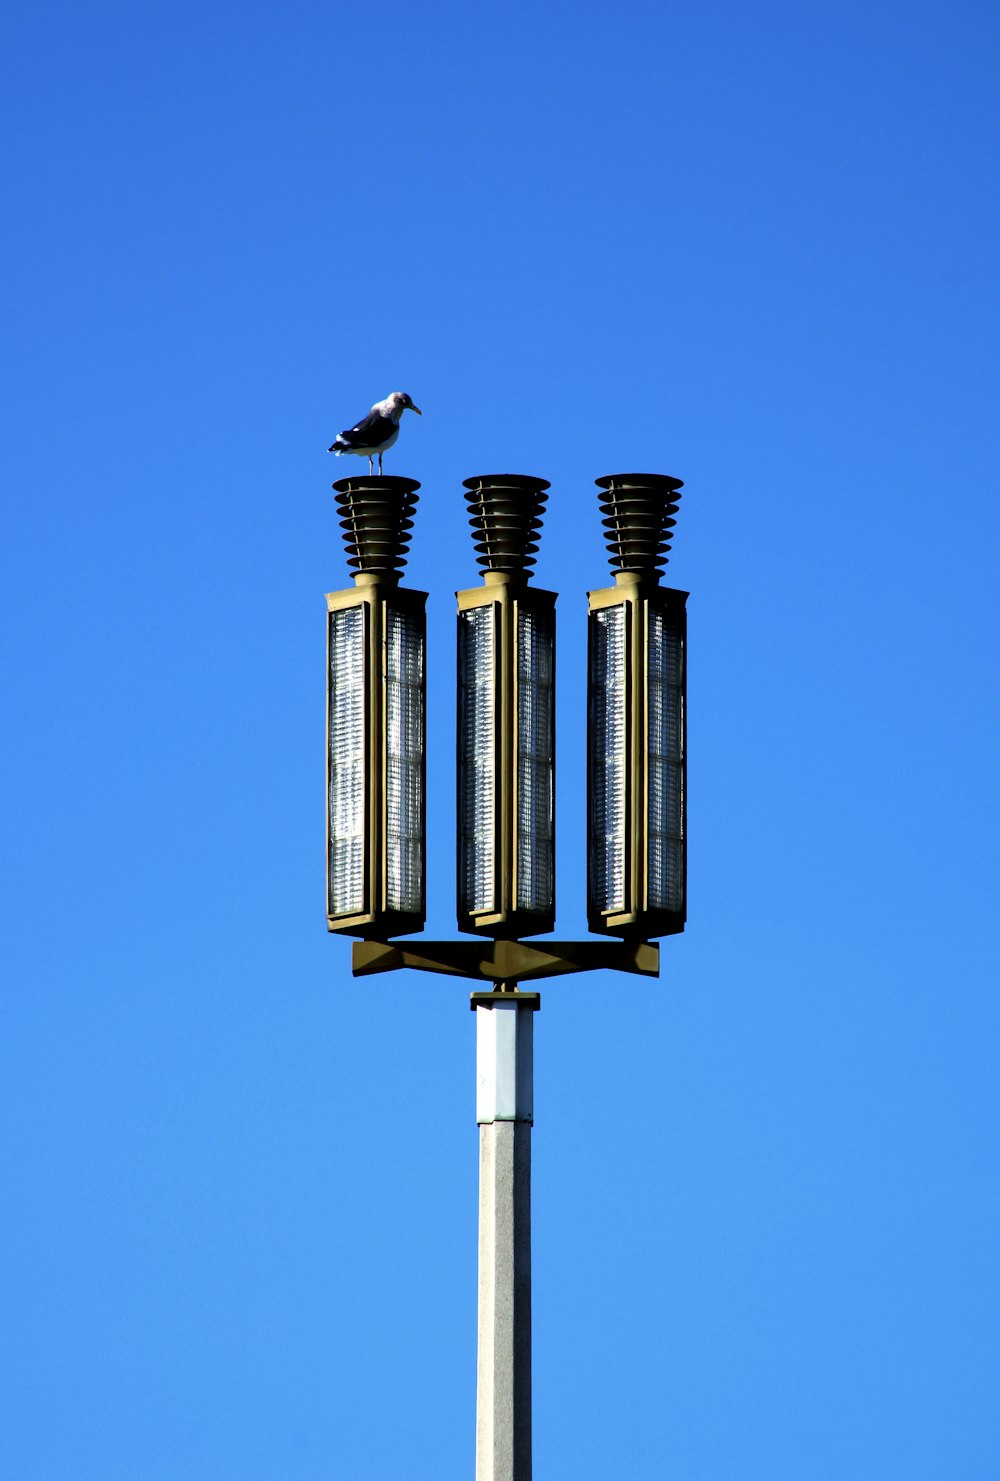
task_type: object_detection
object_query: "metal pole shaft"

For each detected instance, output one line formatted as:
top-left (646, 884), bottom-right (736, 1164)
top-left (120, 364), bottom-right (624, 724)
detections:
top-left (475, 996), bottom-right (534, 1481)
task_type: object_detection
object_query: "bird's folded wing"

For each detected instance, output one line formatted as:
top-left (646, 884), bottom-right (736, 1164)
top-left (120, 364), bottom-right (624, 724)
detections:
top-left (337, 411), bottom-right (395, 447)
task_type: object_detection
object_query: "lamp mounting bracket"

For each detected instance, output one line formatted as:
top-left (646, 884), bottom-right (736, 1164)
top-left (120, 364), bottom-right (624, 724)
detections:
top-left (351, 937), bottom-right (659, 986)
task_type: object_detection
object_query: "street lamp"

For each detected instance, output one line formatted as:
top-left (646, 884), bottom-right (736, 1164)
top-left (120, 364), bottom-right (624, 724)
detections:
top-left (328, 466), bottom-right (687, 1481)
top-left (457, 476), bottom-right (556, 938)
top-left (326, 476), bottom-right (426, 938)
top-left (588, 474), bottom-right (687, 939)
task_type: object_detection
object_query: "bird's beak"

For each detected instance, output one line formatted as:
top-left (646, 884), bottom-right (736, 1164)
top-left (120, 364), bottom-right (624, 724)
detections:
top-left (410, 404), bottom-right (422, 415)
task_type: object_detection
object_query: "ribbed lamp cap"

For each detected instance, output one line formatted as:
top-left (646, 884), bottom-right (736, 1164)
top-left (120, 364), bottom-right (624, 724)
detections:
top-left (596, 473), bottom-right (684, 581)
top-left (462, 475), bottom-right (550, 580)
top-left (333, 476), bottom-right (420, 583)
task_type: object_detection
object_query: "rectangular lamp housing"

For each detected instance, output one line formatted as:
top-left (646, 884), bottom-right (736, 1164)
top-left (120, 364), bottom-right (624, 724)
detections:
top-left (326, 583), bottom-right (427, 937)
top-left (587, 581), bottom-right (687, 938)
top-left (457, 582), bottom-right (556, 937)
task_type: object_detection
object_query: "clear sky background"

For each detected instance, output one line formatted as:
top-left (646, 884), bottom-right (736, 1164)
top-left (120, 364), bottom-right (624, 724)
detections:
top-left (3, 0), bottom-right (999, 1476)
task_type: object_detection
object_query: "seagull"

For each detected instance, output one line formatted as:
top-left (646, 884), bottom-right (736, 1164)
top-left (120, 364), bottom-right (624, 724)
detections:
top-left (328, 391), bottom-right (422, 474)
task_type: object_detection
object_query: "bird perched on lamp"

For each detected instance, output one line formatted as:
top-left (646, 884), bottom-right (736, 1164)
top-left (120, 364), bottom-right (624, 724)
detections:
top-left (328, 391), bottom-right (422, 474)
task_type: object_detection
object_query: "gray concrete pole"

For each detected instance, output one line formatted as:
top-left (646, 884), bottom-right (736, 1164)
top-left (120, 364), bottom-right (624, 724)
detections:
top-left (475, 994), bottom-right (537, 1481)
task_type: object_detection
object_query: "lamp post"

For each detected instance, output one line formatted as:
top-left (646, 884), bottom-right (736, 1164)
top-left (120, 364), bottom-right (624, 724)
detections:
top-left (327, 468), bottom-right (687, 1481)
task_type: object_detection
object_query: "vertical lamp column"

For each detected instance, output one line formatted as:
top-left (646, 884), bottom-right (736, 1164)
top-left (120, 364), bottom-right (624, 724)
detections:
top-left (588, 473), bottom-right (688, 939)
top-left (457, 476), bottom-right (556, 940)
top-left (327, 476), bottom-right (427, 939)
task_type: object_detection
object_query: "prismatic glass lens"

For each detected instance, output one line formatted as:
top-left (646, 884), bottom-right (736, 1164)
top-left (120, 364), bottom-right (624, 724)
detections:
top-left (385, 604), bottom-right (424, 914)
top-left (589, 605), bottom-right (627, 914)
top-left (516, 604), bottom-right (554, 913)
top-left (458, 606), bottom-right (495, 914)
top-left (647, 604), bottom-right (685, 912)
top-left (328, 605), bottom-right (366, 916)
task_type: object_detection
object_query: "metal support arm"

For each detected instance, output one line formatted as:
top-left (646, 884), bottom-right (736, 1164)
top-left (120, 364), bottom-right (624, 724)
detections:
top-left (351, 938), bottom-right (659, 984)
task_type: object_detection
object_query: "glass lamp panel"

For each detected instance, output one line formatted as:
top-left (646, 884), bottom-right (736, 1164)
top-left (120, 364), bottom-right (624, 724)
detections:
top-left (646, 604), bottom-right (685, 913)
top-left (516, 604), bottom-right (554, 913)
top-left (385, 604), bottom-right (424, 914)
top-left (589, 605), bottom-right (627, 914)
top-left (328, 605), bottom-right (367, 916)
top-left (458, 606), bottom-right (496, 914)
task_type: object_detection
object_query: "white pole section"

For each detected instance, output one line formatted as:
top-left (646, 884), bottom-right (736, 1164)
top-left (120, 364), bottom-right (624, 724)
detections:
top-left (475, 994), bottom-right (536, 1481)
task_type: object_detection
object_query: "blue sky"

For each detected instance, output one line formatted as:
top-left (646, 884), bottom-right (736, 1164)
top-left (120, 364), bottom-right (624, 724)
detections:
top-left (3, 0), bottom-right (999, 1476)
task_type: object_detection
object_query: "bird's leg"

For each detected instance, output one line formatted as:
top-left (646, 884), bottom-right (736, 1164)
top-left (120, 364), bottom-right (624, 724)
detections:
top-left (378, 451), bottom-right (384, 474)
top-left (367, 454), bottom-right (374, 475)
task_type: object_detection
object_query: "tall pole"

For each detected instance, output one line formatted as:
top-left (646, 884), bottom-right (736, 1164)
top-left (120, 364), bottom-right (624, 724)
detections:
top-left (474, 990), bottom-right (538, 1481)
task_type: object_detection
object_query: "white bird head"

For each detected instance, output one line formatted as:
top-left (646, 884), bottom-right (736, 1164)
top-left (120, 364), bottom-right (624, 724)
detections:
top-left (378, 391), bottom-right (422, 420)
